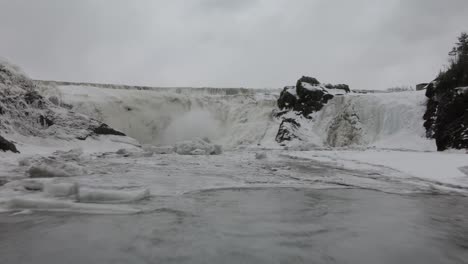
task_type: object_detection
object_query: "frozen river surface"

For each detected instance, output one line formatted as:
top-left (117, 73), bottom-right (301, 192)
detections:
top-left (1, 187), bottom-right (468, 264)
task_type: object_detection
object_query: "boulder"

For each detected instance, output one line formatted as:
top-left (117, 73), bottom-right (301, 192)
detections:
top-left (275, 76), bottom-right (351, 144)
top-left (296, 76), bottom-right (323, 99)
top-left (277, 86), bottom-right (297, 110)
top-left (277, 76), bottom-right (343, 117)
top-left (92, 124), bottom-right (126, 136)
top-left (0, 135), bottom-right (19, 153)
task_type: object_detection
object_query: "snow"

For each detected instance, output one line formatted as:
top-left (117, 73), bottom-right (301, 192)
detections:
top-left (287, 150), bottom-right (468, 189)
top-left (301, 82), bottom-right (323, 92)
top-left (285, 87), bottom-right (297, 96)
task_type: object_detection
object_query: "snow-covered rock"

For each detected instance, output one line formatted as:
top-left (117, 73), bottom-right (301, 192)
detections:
top-left (0, 58), bottom-right (129, 150)
top-left (0, 135), bottom-right (19, 153)
top-left (276, 118), bottom-right (301, 143)
top-left (277, 76), bottom-right (347, 123)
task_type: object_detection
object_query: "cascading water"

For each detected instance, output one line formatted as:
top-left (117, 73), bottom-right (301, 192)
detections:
top-left (52, 83), bottom-right (434, 151)
top-left (54, 84), bottom-right (280, 148)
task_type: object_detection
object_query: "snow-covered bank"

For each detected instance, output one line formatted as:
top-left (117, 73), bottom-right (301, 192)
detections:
top-left (286, 150), bottom-right (468, 190)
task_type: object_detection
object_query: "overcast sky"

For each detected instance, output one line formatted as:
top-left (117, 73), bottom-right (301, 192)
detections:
top-left (1, 0), bottom-right (467, 90)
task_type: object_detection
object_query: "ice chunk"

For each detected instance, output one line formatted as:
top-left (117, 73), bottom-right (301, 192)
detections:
top-left (8, 198), bottom-right (79, 210)
top-left (191, 149), bottom-right (206, 155)
top-left (116, 148), bottom-right (129, 155)
top-left (24, 154), bottom-right (86, 178)
top-left (53, 148), bottom-right (83, 161)
top-left (6, 198), bottom-right (140, 214)
top-left (144, 145), bottom-right (175, 154)
top-left (18, 157), bottom-right (31, 167)
top-left (44, 182), bottom-right (79, 197)
top-left (22, 180), bottom-right (45, 191)
top-left (28, 165), bottom-right (71, 178)
top-left (255, 152), bottom-right (267, 160)
top-left (175, 138), bottom-right (222, 155)
top-left (77, 188), bottom-right (150, 204)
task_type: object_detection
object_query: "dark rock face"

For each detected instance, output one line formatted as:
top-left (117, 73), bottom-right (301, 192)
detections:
top-left (275, 76), bottom-right (351, 143)
top-left (0, 135), bottom-right (19, 153)
top-left (296, 76), bottom-right (321, 99)
top-left (424, 84), bottom-right (468, 151)
top-left (277, 86), bottom-right (297, 110)
top-left (275, 118), bottom-right (301, 143)
top-left (277, 76), bottom-right (351, 117)
top-left (92, 124), bottom-right (126, 136)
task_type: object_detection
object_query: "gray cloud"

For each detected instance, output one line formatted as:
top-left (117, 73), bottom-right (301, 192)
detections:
top-left (1, 0), bottom-right (467, 90)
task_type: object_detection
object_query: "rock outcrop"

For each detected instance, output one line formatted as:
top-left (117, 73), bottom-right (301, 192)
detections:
top-left (276, 76), bottom-right (350, 143)
top-left (275, 118), bottom-right (301, 143)
top-left (278, 76), bottom-right (350, 118)
top-left (0, 59), bottom-right (126, 146)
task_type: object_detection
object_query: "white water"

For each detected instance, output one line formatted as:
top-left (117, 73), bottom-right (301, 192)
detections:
top-left (55, 84), bottom-right (434, 151)
top-left (57, 85), bottom-right (279, 148)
